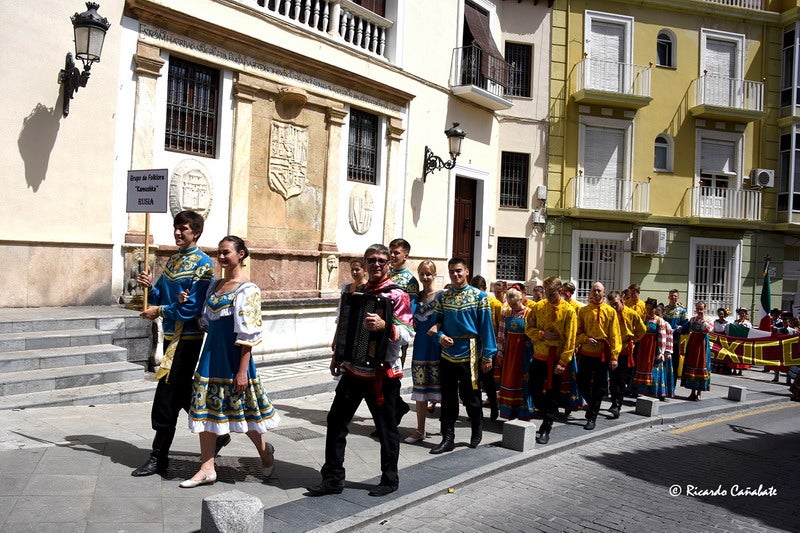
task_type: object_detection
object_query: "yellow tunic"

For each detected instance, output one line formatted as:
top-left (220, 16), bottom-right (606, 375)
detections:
top-left (488, 295), bottom-right (504, 334)
top-left (618, 306), bottom-right (647, 344)
top-left (524, 299), bottom-right (577, 367)
top-left (576, 302), bottom-right (622, 361)
top-left (624, 298), bottom-right (646, 319)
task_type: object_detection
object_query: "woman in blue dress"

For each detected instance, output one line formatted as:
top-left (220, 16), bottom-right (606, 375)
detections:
top-left (406, 260), bottom-right (442, 444)
top-left (180, 236), bottom-right (280, 488)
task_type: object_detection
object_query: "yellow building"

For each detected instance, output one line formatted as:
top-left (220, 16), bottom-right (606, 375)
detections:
top-left (546, 0), bottom-right (799, 314)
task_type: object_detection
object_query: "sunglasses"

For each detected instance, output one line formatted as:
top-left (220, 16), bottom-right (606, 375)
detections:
top-left (366, 257), bottom-right (388, 265)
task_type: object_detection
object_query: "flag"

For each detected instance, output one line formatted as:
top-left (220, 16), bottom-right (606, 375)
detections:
top-left (760, 257), bottom-right (771, 319)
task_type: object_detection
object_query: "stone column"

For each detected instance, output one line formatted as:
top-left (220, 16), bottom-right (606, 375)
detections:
top-left (382, 117), bottom-right (405, 240)
top-left (229, 74), bottom-right (260, 237)
top-left (127, 42), bottom-right (165, 239)
top-left (318, 106), bottom-right (347, 297)
top-left (124, 42), bottom-right (164, 310)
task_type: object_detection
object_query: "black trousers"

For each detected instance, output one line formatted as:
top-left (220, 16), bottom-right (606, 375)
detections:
top-left (440, 359), bottom-right (482, 425)
top-left (609, 351), bottom-right (634, 406)
top-left (321, 372), bottom-right (401, 487)
top-left (577, 355), bottom-right (609, 420)
top-left (150, 338), bottom-right (203, 459)
top-left (528, 358), bottom-right (563, 430)
top-left (480, 365), bottom-right (497, 408)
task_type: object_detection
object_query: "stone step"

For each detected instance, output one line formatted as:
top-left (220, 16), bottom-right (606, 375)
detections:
top-left (0, 344), bottom-right (129, 374)
top-left (0, 306), bottom-right (144, 335)
top-left (0, 379), bottom-right (158, 410)
top-left (0, 316), bottom-right (100, 334)
top-left (0, 328), bottom-right (113, 352)
top-left (0, 361), bottom-right (145, 397)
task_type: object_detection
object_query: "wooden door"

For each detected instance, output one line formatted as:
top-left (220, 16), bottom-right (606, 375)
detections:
top-left (453, 177), bottom-right (477, 274)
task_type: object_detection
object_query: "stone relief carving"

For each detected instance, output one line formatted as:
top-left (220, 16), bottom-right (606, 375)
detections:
top-left (169, 159), bottom-right (213, 218)
top-left (269, 121), bottom-right (308, 200)
top-left (349, 185), bottom-right (374, 235)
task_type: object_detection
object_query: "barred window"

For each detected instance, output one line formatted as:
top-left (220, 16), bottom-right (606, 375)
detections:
top-left (500, 152), bottom-right (529, 208)
top-left (576, 237), bottom-right (625, 301)
top-left (348, 108), bottom-right (379, 184)
top-left (505, 42), bottom-right (532, 97)
top-left (496, 237), bottom-right (526, 281)
top-left (165, 57), bottom-right (219, 157)
top-left (692, 243), bottom-right (736, 311)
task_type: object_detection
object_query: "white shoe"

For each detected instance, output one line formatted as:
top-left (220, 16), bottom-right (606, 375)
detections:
top-left (179, 470), bottom-right (217, 488)
top-left (404, 431), bottom-right (426, 444)
top-left (262, 443), bottom-right (276, 478)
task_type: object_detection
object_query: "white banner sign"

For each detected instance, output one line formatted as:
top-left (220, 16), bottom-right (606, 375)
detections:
top-left (126, 169), bottom-right (168, 213)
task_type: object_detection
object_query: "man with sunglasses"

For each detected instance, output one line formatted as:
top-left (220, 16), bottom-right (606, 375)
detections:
top-left (307, 244), bottom-right (413, 498)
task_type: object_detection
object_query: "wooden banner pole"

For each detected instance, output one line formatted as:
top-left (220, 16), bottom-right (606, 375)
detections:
top-left (143, 212), bottom-right (150, 313)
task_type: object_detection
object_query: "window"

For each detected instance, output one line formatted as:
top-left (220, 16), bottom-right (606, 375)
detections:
top-left (353, 0), bottom-right (385, 16)
top-left (689, 238), bottom-right (740, 312)
top-left (781, 27), bottom-right (795, 108)
top-left (500, 152), bottom-right (529, 208)
top-left (165, 57), bottom-right (220, 157)
top-left (578, 116), bottom-right (632, 211)
top-left (505, 42), bottom-right (532, 97)
top-left (778, 130), bottom-right (800, 212)
top-left (654, 134), bottom-right (673, 172)
top-left (656, 31), bottom-right (675, 68)
top-left (347, 108), bottom-right (379, 184)
top-left (496, 237), bottom-right (526, 281)
top-left (575, 237), bottom-right (625, 301)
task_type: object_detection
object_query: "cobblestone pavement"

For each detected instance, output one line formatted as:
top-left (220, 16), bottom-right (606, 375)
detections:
top-left (356, 404), bottom-right (800, 533)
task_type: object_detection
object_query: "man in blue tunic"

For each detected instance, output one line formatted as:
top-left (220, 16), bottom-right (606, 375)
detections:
top-left (429, 258), bottom-right (497, 454)
top-left (132, 210), bottom-right (216, 477)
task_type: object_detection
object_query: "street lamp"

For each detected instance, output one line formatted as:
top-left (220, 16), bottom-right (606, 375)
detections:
top-left (59, 2), bottom-right (112, 117)
top-left (423, 122), bottom-right (467, 182)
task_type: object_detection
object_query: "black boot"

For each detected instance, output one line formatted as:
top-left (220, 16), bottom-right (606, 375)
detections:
top-left (536, 420), bottom-right (551, 445)
top-left (469, 416), bottom-right (482, 448)
top-left (430, 422), bottom-right (455, 454)
top-left (132, 453), bottom-right (168, 476)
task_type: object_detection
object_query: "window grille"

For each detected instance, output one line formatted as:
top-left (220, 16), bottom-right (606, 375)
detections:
top-left (505, 42), bottom-right (532, 97)
top-left (500, 152), bottom-right (529, 208)
top-left (165, 57), bottom-right (219, 157)
top-left (693, 244), bottom-right (735, 311)
top-left (576, 237), bottom-right (625, 301)
top-left (496, 237), bottom-right (526, 281)
top-left (347, 108), bottom-right (379, 184)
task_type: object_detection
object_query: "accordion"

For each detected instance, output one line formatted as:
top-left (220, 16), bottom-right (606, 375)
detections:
top-left (335, 290), bottom-right (394, 369)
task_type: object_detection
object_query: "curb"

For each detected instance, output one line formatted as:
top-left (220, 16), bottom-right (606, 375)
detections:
top-left (310, 393), bottom-right (789, 533)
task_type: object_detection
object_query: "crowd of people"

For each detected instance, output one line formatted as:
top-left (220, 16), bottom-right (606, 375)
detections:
top-left (130, 218), bottom-right (795, 496)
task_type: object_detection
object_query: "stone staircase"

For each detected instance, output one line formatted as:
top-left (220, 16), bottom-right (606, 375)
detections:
top-left (0, 307), bottom-right (157, 410)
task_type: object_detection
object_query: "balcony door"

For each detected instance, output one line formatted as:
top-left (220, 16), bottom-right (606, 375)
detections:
top-left (585, 11), bottom-right (632, 93)
top-left (581, 124), bottom-right (625, 210)
top-left (701, 30), bottom-right (744, 108)
top-left (588, 21), bottom-right (625, 92)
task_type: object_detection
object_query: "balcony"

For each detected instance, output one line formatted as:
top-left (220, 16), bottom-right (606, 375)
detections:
top-left (449, 45), bottom-right (512, 111)
top-left (574, 175), bottom-right (650, 213)
top-left (248, 0), bottom-right (393, 60)
top-left (701, 0), bottom-right (763, 9)
top-left (692, 186), bottom-right (762, 220)
top-left (573, 58), bottom-right (652, 110)
top-left (689, 75), bottom-right (764, 122)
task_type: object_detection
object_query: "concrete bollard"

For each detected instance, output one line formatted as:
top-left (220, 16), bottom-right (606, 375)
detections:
top-left (727, 385), bottom-right (747, 402)
top-left (635, 396), bottom-right (659, 417)
top-left (501, 419), bottom-right (537, 451)
top-left (201, 490), bottom-right (264, 533)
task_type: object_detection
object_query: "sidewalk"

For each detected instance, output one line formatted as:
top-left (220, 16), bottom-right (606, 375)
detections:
top-left (0, 365), bottom-right (793, 533)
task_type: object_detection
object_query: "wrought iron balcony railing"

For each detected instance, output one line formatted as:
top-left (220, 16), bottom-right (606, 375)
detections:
top-left (575, 58), bottom-right (652, 98)
top-left (691, 186), bottom-right (762, 220)
top-left (574, 175), bottom-right (650, 213)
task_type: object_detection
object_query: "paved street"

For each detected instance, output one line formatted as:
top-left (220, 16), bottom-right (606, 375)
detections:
top-left (357, 403), bottom-right (800, 533)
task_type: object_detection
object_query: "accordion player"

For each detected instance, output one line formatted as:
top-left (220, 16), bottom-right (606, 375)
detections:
top-left (334, 289), bottom-right (395, 369)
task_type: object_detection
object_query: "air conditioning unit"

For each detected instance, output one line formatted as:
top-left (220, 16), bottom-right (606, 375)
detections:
top-left (749, 168), bottom-right (775, 188)
top-left (634, 227), bottom-right (667, 255)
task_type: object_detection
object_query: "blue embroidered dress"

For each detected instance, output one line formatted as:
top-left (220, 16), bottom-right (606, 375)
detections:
top-left (188, 281), bottom-right (280, 434)
top-left (411, 291), bottom-right (442, 402)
